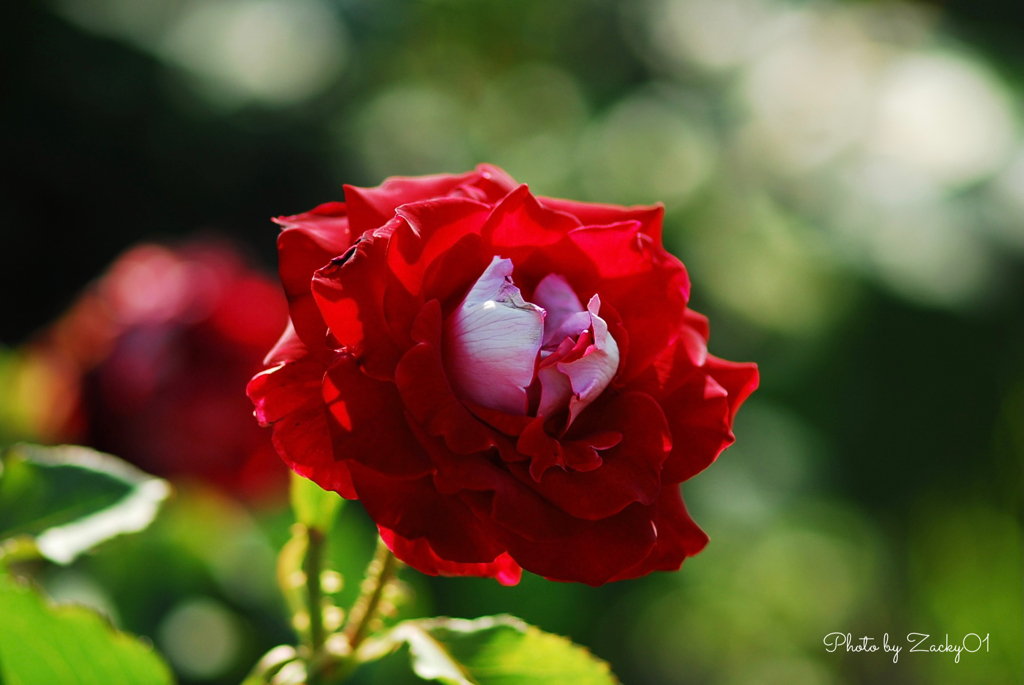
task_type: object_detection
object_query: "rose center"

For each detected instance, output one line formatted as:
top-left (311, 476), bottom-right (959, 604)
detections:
top-left (443, 256), bottom-right (619, 423)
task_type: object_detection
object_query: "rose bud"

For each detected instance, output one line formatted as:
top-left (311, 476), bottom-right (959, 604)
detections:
top-left (248, 165), bottom-right (758, 585)
top-left (27, 241), bottom-right (290, 501)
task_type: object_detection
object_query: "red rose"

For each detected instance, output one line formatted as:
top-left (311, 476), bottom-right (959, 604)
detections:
top-left (28, 241), bottom-right (290, 501)
top-left (248, 165), bottom-right (758, 585)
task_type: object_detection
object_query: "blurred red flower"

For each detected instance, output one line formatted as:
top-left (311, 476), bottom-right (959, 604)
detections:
top-left (249, 165), bottom-right (758, 585)
top-left (28, 241), bottom-right (289, 501)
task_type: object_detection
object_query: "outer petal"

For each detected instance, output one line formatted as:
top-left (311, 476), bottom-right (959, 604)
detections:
top-left (607, 485), bottom-right (709, 582)
top-left (379, 526), bottom-right (522, 586)
top-left (384, 198), bottom-right (493, 345)
top-left (444, 257), bottom-right (544, 415)
top-left (345, 171), bottom-right (482, 233)
top-left (565, 223), bottom-right (689, 381)
top-left (263, 319), bottom-right (308, 367)
top-left (247, 354), bottom-right (355, 499)
top-left (311, 229), bottom-right (405, 379)
top-left (537, 196), bottom-right (666, 244)
top-left (482, 185), bottom-right (581, 264)
top-left (389, 419), bottom-right (656, 585)
top-left (466, 490), bottom-right (659, 586)
top-left (321, 355), bottom-right (433, 480)
top-left (344, 164), bottom-right (517, 234)
top-left (347, 462), bottom-right (507, 564)
top-left (705, 356), bottom-right (760, 422)
top-left (656, 355), bottom-right (758, 484)
top-left (274, 203), bottom-right (352, 355)
top-left (630, 312), bottom-right (759, 485)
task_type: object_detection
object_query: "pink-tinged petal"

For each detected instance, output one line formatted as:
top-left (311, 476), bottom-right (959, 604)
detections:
top-left (311, 229), bottom-right (404, 380)
top-left (541, 312), bottom-right (591, 349)
top-left (561, 296), bottom-right (620, 424)
top-left (608, 485), bottom-right (708, 582)
top-left (536, 361), bottom-right (574, 419)
top-left (321, 355), bottom-right (433, 480)
top-left (247, 355), bottom-right (356, 499)
top-left (532, 273), bottom-right (584, 333)
top-left (444, 257), bottom-right (544, 415)
top-left (274, 203), bottom-right (351, 354)
top-left (378, 526), bottom-right (521, 586)
top-left (537, 196), bottom-right (666, 244)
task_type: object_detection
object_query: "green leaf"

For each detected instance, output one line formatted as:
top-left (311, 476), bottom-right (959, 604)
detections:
top-left (370, 615), bottom-right (620, 685)
top-left (289, 471), bottom-right (342, 533)
top-left (0, 568), bottom-right (174, 684)
top-left (0, 444), bottom-right (171, 564)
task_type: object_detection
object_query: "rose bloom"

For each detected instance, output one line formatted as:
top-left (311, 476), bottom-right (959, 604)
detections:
top-left (27, 241), bottom-right (290, 500)
top-left (249, 165), bottom-right (758, 585)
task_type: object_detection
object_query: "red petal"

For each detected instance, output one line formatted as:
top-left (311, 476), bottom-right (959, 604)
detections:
top-left (390, 198), bottom-right (493, 295)
top-left (394, 300), bottom-right (500, 455)
top-left (311, 230), bottom-right (404, 380)
top-left (247, 355), bottom-right (355, 499)
top-left (384, 198), bottom-right (493, 345)
top-left (537, 196), bottom-right (666, 243)
top-left (705, 356), bottom-right (760, 421)
top-left (565, 223), bottom-right (690, 381)
top-left (345, 169), bottom-right (492, 233)
top-left (321, 354), bottom-right (432, 479)
top-left (379, 526), bottom-right (522, 586)
top-left (274, 203), bottom-right (351, 355)
top-left (263, 319), bottom-right (308, 367)
top-left (659, 374), bottom-right (733, 484)
top-left (482, 185), bottom-right (581, 264)
top-left (608, 485), bottom-right (708, 581)
top-left (347, 461), bottom-right (506, 564)
top-left (465, 490), bottom-right (658, 586)
top-left (512, 392), bottom-right (670, 520)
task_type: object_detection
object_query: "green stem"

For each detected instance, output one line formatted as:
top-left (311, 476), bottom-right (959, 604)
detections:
top-left (304, 526), bottom-right (328, 655)
top-left (343, 536), bottom-right (399, 653)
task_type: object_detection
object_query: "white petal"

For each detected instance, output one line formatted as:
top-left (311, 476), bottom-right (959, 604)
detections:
top-left (561, 295), bottom-right (620, 424)
top-left (533, 273), bottom-right (584, 339)
top-left (536, 339), bottom-right (576, 418)
top-left (445, 257), bottom-right (544, 415)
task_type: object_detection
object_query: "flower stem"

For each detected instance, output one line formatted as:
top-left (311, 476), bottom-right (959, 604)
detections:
top-left (343, 535), bottom-right (399, 653)
top-left (304, 526), bottom-right (328, 654)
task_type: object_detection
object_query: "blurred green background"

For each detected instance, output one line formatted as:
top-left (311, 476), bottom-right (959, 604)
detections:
top-left (1, 0), bottom-right (1021, 683)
